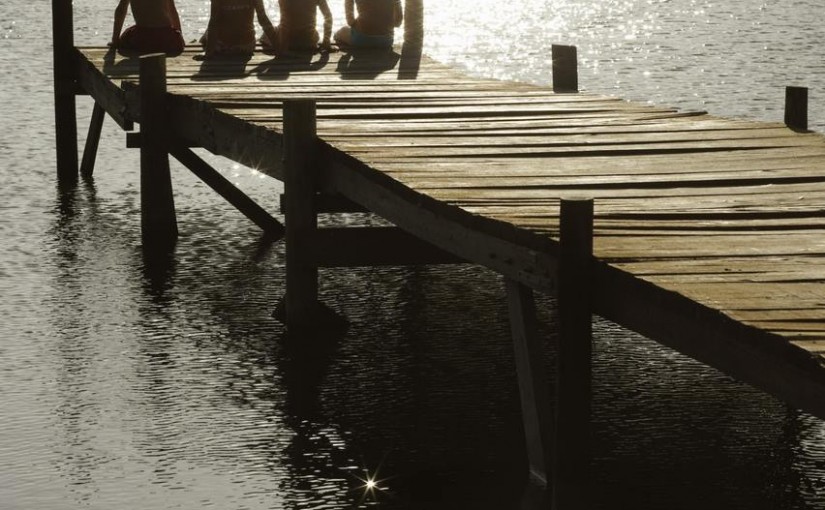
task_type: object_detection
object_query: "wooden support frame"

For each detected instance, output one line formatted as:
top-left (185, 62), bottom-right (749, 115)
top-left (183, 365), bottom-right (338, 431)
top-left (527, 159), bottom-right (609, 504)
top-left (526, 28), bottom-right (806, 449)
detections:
top-left (279, 193), bottom-right (368, 214)
top-left (554, 198), bottom-right (593, 510)
top-left (312, 227), bottom-right (463, 267)
top-left (785, 86), bottom-right (808, 131)
top-left (552, 45), bottom-right (578, 94)
top-left (80, 102), bottom-right (106, 179)
top-left (319, 152), bottom-right (559, 293)
top-left (52, 0), bottom-right (79, 185)
top-left (170, 146), bottom-right (285, 240)
top-left (505, 278), bottom-right (554, 489)
top-left (139, 53), bottom-right (178, 252)
top-left (75, 55), bottom-right (134, 131)
top-left (283, 99), bottom-right (320, 328)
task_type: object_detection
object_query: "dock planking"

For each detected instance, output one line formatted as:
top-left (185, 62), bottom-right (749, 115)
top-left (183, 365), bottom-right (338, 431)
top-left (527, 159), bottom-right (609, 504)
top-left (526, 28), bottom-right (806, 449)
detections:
top-left (71, 44), bottom-right (825, 422)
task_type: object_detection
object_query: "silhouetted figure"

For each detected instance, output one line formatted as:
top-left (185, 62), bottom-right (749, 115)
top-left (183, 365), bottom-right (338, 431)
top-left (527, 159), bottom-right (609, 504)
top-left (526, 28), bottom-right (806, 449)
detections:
top-left (110, 0), bottom-right (185, 56)
top-left (260, 0), bottom-right (334, 54)
top-left (201, 0), bottom-right (279, 57)
top-left (334, 0), bottom-right (403, 49)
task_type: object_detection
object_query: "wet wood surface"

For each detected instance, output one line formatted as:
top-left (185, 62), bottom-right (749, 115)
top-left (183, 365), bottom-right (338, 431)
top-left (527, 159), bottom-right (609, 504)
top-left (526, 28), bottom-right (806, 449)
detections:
top-left (74, 45), bottom-right (825, 416)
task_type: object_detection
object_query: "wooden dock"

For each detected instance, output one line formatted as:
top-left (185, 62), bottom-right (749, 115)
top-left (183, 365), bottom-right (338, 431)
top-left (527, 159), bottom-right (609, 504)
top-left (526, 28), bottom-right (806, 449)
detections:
top-left (53, 3), bottom-right (825, 504)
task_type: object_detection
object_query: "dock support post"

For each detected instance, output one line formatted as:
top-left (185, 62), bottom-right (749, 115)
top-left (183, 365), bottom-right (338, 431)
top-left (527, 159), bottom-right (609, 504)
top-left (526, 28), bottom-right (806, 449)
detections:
top-left (52, 0), bottom-right (78, 186)
top-left (554, 198), bottom-right (593, 509)
top-left (505, 279), bottom-right (554, 490)
top-left (283, 99), bottom-right (319, 329)
top-left (785, 86), bottom-right (808, 131)
top-left (552, 45), bottom-right (578, 93)
top-left (139, 53), bottom-right (178, 253)
top-left (80, 102), bottom-right (106, 179)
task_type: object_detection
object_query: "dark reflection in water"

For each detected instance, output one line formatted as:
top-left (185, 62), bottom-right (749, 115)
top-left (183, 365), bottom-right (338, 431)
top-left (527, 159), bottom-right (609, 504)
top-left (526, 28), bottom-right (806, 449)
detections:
top-left (31, 179), bottom-right (825, 508)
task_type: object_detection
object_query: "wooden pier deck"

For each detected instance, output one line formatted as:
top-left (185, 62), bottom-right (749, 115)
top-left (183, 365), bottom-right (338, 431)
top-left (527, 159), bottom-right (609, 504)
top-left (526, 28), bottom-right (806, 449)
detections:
top-left (62, 41), bottom-right (825, 501)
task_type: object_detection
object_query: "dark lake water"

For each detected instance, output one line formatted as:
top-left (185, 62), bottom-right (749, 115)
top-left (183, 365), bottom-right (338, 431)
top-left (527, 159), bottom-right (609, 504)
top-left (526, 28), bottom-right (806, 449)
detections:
top-left (2, 0), bottom-right (825, 508)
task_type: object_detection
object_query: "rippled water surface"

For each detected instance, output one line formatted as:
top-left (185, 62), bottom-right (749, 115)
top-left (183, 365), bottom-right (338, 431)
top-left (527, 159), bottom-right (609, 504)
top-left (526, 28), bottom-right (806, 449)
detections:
top-left (2, 0), bottom-right (825, 508)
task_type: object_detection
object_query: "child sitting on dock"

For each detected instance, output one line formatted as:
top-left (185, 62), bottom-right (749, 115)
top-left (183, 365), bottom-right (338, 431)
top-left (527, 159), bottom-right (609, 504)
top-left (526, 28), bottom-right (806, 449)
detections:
top-left (111, 0), bottom-right (185, 56)
top-left (259, 0), bottom-right (334, 54)
top-left (201, 0), bottom-right (279, 56)
top-left (334, 0), bottom-right (403, 49)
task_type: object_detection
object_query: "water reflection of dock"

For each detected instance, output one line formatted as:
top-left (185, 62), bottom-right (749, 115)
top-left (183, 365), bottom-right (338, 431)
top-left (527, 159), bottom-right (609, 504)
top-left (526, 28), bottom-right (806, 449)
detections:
top-left (53, 1), bottom-right (825, 506)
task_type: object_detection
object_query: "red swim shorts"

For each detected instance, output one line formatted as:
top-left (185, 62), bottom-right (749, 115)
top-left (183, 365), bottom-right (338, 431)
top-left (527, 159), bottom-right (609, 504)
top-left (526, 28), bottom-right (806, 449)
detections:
top-left (118, 25), bottom-right (185, 56)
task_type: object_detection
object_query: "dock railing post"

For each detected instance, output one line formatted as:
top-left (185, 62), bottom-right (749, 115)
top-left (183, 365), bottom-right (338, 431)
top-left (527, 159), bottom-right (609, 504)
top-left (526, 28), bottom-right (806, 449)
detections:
top-left (139, 53), bottom-right (178, 253)
top-left (283, 99), bottom-right (319, 329)
top-left (52, 0), bottom-right (79, 186)
top-left (552, 45), bottom-right (578, 94)
top-left (399, 0), bottom-right (424, 79)
top-left (785, 86), bottom-right (808, 131)
top-left (554, 198), bottom-right (593, 510)
top-left (403, 0), bottom-right (424, 47)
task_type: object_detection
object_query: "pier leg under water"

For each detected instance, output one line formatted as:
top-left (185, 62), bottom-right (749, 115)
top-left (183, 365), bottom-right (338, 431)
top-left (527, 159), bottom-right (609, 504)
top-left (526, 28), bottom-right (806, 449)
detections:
top-left (554, 198), bottom-right (594, 509)
top-left (52, 0), bottom-right (78, 186)
top-left (283, 99), bottom-right (321, 330)
top-left (139, 53), bottom-right (178, 254)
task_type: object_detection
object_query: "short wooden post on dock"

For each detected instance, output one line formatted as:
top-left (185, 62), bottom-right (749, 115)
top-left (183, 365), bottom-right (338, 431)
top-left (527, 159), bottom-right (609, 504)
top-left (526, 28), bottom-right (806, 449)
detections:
top-left (52, 0), bottom-right (79, 185)
top-left (785, 86), bottom-right (808, 131)
top-left (283, 99), bottom-right (319, 328)
top-left (554, 198), bottom-right (593, 509)
top-left (505, 279), bottom-right (554, 489)
top-left (139, 53), bottom-right (178, 252)
top-left (403, 0), bottom-right (424, 47)
top-left (552, 45), bottom-right (578, 94)
top-left (399, 0), bottom-right (424, 79)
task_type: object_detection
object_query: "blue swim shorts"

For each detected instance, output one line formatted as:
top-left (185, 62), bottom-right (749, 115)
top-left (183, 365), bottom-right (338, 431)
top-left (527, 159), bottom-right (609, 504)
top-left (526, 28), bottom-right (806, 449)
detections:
top-left (351, 27), bottom-right (394, 49)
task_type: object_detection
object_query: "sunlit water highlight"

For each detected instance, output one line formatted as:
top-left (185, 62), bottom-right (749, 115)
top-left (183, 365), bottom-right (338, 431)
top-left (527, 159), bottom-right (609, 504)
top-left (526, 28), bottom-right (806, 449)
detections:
top-left (2, 0), bottom-right (825, 508)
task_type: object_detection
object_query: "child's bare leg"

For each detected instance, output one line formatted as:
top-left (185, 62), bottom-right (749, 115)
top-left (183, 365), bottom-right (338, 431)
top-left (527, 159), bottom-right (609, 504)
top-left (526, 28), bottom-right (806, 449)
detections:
top-left (259, 26), bottom-right (280, 52)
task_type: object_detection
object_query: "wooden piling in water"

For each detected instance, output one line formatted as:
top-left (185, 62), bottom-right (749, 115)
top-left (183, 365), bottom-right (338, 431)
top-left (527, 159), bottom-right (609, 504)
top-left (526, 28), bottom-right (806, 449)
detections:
top-left (552, 45), bottom-right (578, 94)
top-left (785, 86), bottom-right (808, 131)
top-left (506, 278), bottom-right (554, 489)
top-left (139, 53), bottom-right (178, 252)
top-left (283, 99), bottom-right (320, 328)
top-left (80, 102), bottom-right (105, 179)
top-left (52, 0), bottom-right (78, 185)
top-left (554, 198), bottom-right (593, 510)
